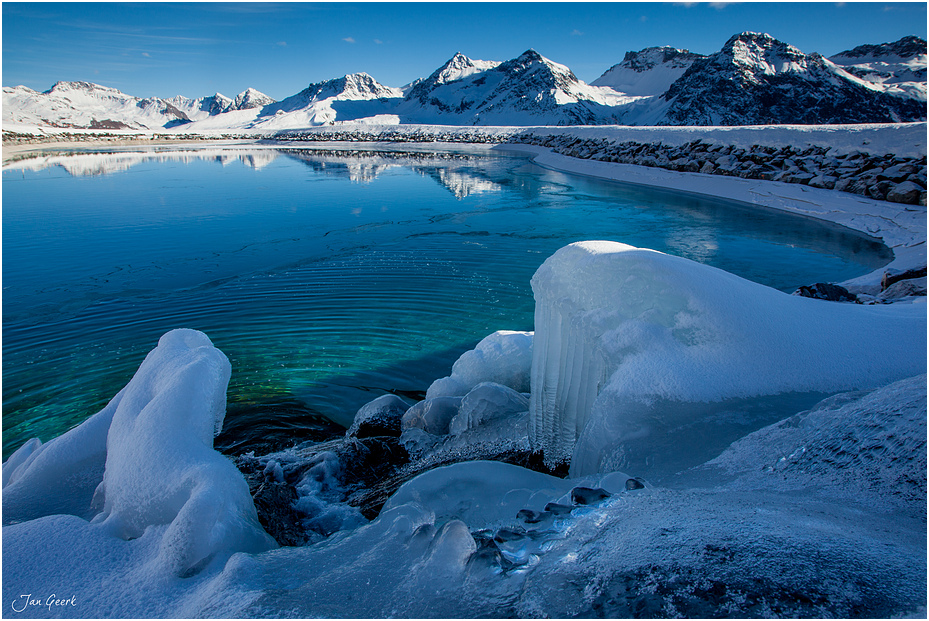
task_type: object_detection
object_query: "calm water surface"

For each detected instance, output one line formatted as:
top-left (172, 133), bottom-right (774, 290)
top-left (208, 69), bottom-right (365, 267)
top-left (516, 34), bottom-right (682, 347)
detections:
top-left (2, 145), bottom-right (892, 457)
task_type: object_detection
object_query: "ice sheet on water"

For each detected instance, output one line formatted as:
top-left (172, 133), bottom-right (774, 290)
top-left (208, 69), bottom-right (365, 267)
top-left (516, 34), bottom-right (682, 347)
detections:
top-left (529, 241), bottom-right (927, 476)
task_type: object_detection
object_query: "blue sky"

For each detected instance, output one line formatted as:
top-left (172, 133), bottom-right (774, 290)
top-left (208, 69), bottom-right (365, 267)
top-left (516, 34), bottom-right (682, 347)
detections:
top-left (3, 2), bottom-right (926, 100)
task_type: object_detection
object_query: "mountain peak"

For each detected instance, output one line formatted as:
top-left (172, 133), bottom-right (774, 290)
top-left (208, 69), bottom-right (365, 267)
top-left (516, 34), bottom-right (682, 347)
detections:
top-left (593, 46), bottom-right (705, 95)
top-left (232, 88), bottom-right (275, 111)
top-left (515, 49), bottom-right (544, 63)
top-left (46, 81), bottom-right (122, 95)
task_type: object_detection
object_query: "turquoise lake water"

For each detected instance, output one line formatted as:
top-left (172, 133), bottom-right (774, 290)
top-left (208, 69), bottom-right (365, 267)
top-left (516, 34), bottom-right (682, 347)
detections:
top-left (1, 145), bottom-right (892, 458)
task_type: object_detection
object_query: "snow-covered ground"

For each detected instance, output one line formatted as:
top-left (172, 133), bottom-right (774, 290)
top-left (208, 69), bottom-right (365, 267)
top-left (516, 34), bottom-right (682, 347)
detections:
top-left (2, 124), bottom-right (926, 617)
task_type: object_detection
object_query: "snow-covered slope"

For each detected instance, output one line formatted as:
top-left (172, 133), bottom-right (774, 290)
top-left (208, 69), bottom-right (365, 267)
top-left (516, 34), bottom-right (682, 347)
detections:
top-left (829, 35), bottom-right (927, 102)
top-left (2, 81), bottom-right (192, 130)
top-left (592, 46), bottom-right (705, 96)
top-left (650, 32), bottom-right (926, 126)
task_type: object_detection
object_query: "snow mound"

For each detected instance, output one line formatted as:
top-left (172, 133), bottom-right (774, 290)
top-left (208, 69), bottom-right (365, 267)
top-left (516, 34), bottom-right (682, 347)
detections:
top-left (529, 241), bottom-right (926, 476)
top-left (3, 329), bottom-right (275, 578)
top-left (426, 330), bottom-right (532, 399)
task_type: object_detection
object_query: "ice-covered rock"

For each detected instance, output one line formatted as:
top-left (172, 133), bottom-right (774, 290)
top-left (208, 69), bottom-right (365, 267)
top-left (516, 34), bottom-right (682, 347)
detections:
top-left (401, 396), bottom-right (462, 435)
top-left (449, 382), bottom-right (529, 436)
top-left (347, 393), bottom-right (409, 438)
top-left (426, 330), bottom-right (532, 399)
top-left (529, 241), bottom-right (927, 476)
top-left (685, 374), bottom-right (927, 510)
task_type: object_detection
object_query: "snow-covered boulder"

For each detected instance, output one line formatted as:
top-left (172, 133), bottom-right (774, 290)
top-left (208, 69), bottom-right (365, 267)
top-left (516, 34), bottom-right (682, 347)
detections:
top-left (529, 241), bottom-right (926, 476)
top-left (426, 330), bottom-right (533, 399)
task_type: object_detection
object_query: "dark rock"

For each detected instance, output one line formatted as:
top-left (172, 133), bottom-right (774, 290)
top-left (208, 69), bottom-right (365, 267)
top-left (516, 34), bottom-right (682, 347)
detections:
top-left (571, 486), bottom-right (612, 505)
top-left (886, 181), bottom-right (925, 205)
top-left (878, 277), bottom-right (927, 302)
top-left (793, 282), bottom-right (859, 303)
top-left (808, 175), bottom-right (837, 190)
top-left (882, 266), bottom-right (928, 290)
top-left (625, 478), bottom-right (646, 490)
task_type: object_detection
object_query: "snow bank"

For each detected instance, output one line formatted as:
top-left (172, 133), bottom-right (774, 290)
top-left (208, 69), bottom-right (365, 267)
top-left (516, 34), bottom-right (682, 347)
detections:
top-left (529, 241), bottom-right (926, 476)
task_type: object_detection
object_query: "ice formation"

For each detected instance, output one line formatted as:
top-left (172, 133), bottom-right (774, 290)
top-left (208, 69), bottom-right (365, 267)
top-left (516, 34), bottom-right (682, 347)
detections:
top-left (2, 331), bottom-right (926, 617)
top-left (425, 330), bottom-right (532, 399)
top-left (448, 382), bottom-right (529, 436)
top-left (529, 241), bottom-right (927, 476)
top-left (3, 329), bottom-right (275, 579)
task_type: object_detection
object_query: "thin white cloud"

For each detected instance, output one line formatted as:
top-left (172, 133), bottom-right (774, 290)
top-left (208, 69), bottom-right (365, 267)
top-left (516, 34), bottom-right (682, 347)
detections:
top-left (142, 52), bottom-right (151, 57)
top-left (374, 38), bottom-right (383, 44)
top-left (343, 37), bottom-right (356, 44)
top-left (276, 41), bottom-right (287, 47)
top-left (571, 29), bottom-right (583, 36)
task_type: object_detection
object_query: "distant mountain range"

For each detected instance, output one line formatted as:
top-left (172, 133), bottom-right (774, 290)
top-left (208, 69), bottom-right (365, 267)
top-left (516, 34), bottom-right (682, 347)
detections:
top-left (3, 32), bottom-right (925, 131)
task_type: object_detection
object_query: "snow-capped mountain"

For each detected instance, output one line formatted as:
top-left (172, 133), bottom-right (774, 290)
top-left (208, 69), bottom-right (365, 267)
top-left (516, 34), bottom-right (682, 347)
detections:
top-left (396, 49), bottom-right (638, 125)
top-left (166, 93), bottom-right (233, 122)
top-left (2, 81), bottom-right (192, 130)
top-left (232, 87), bottom-right (276, 111)
top-left (167, 88), bottom-right (276, 122)
top-left (591, 46), bottom-right (705, 96)
top-left (3, 34), bottom-right (926, 132)
top-left (2, 82), bottom-right (275, 129)
top-left (651, 32), bottom-right (926, 126)
top-left (246, 73), bottom-right (403, 128)
top-left (829, 35), bottom-right (927, 102)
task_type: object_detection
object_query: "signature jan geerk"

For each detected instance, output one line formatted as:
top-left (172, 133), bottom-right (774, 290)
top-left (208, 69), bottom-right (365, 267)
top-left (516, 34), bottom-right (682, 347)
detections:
top-left (11, 594), bottom-right (77, 613)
